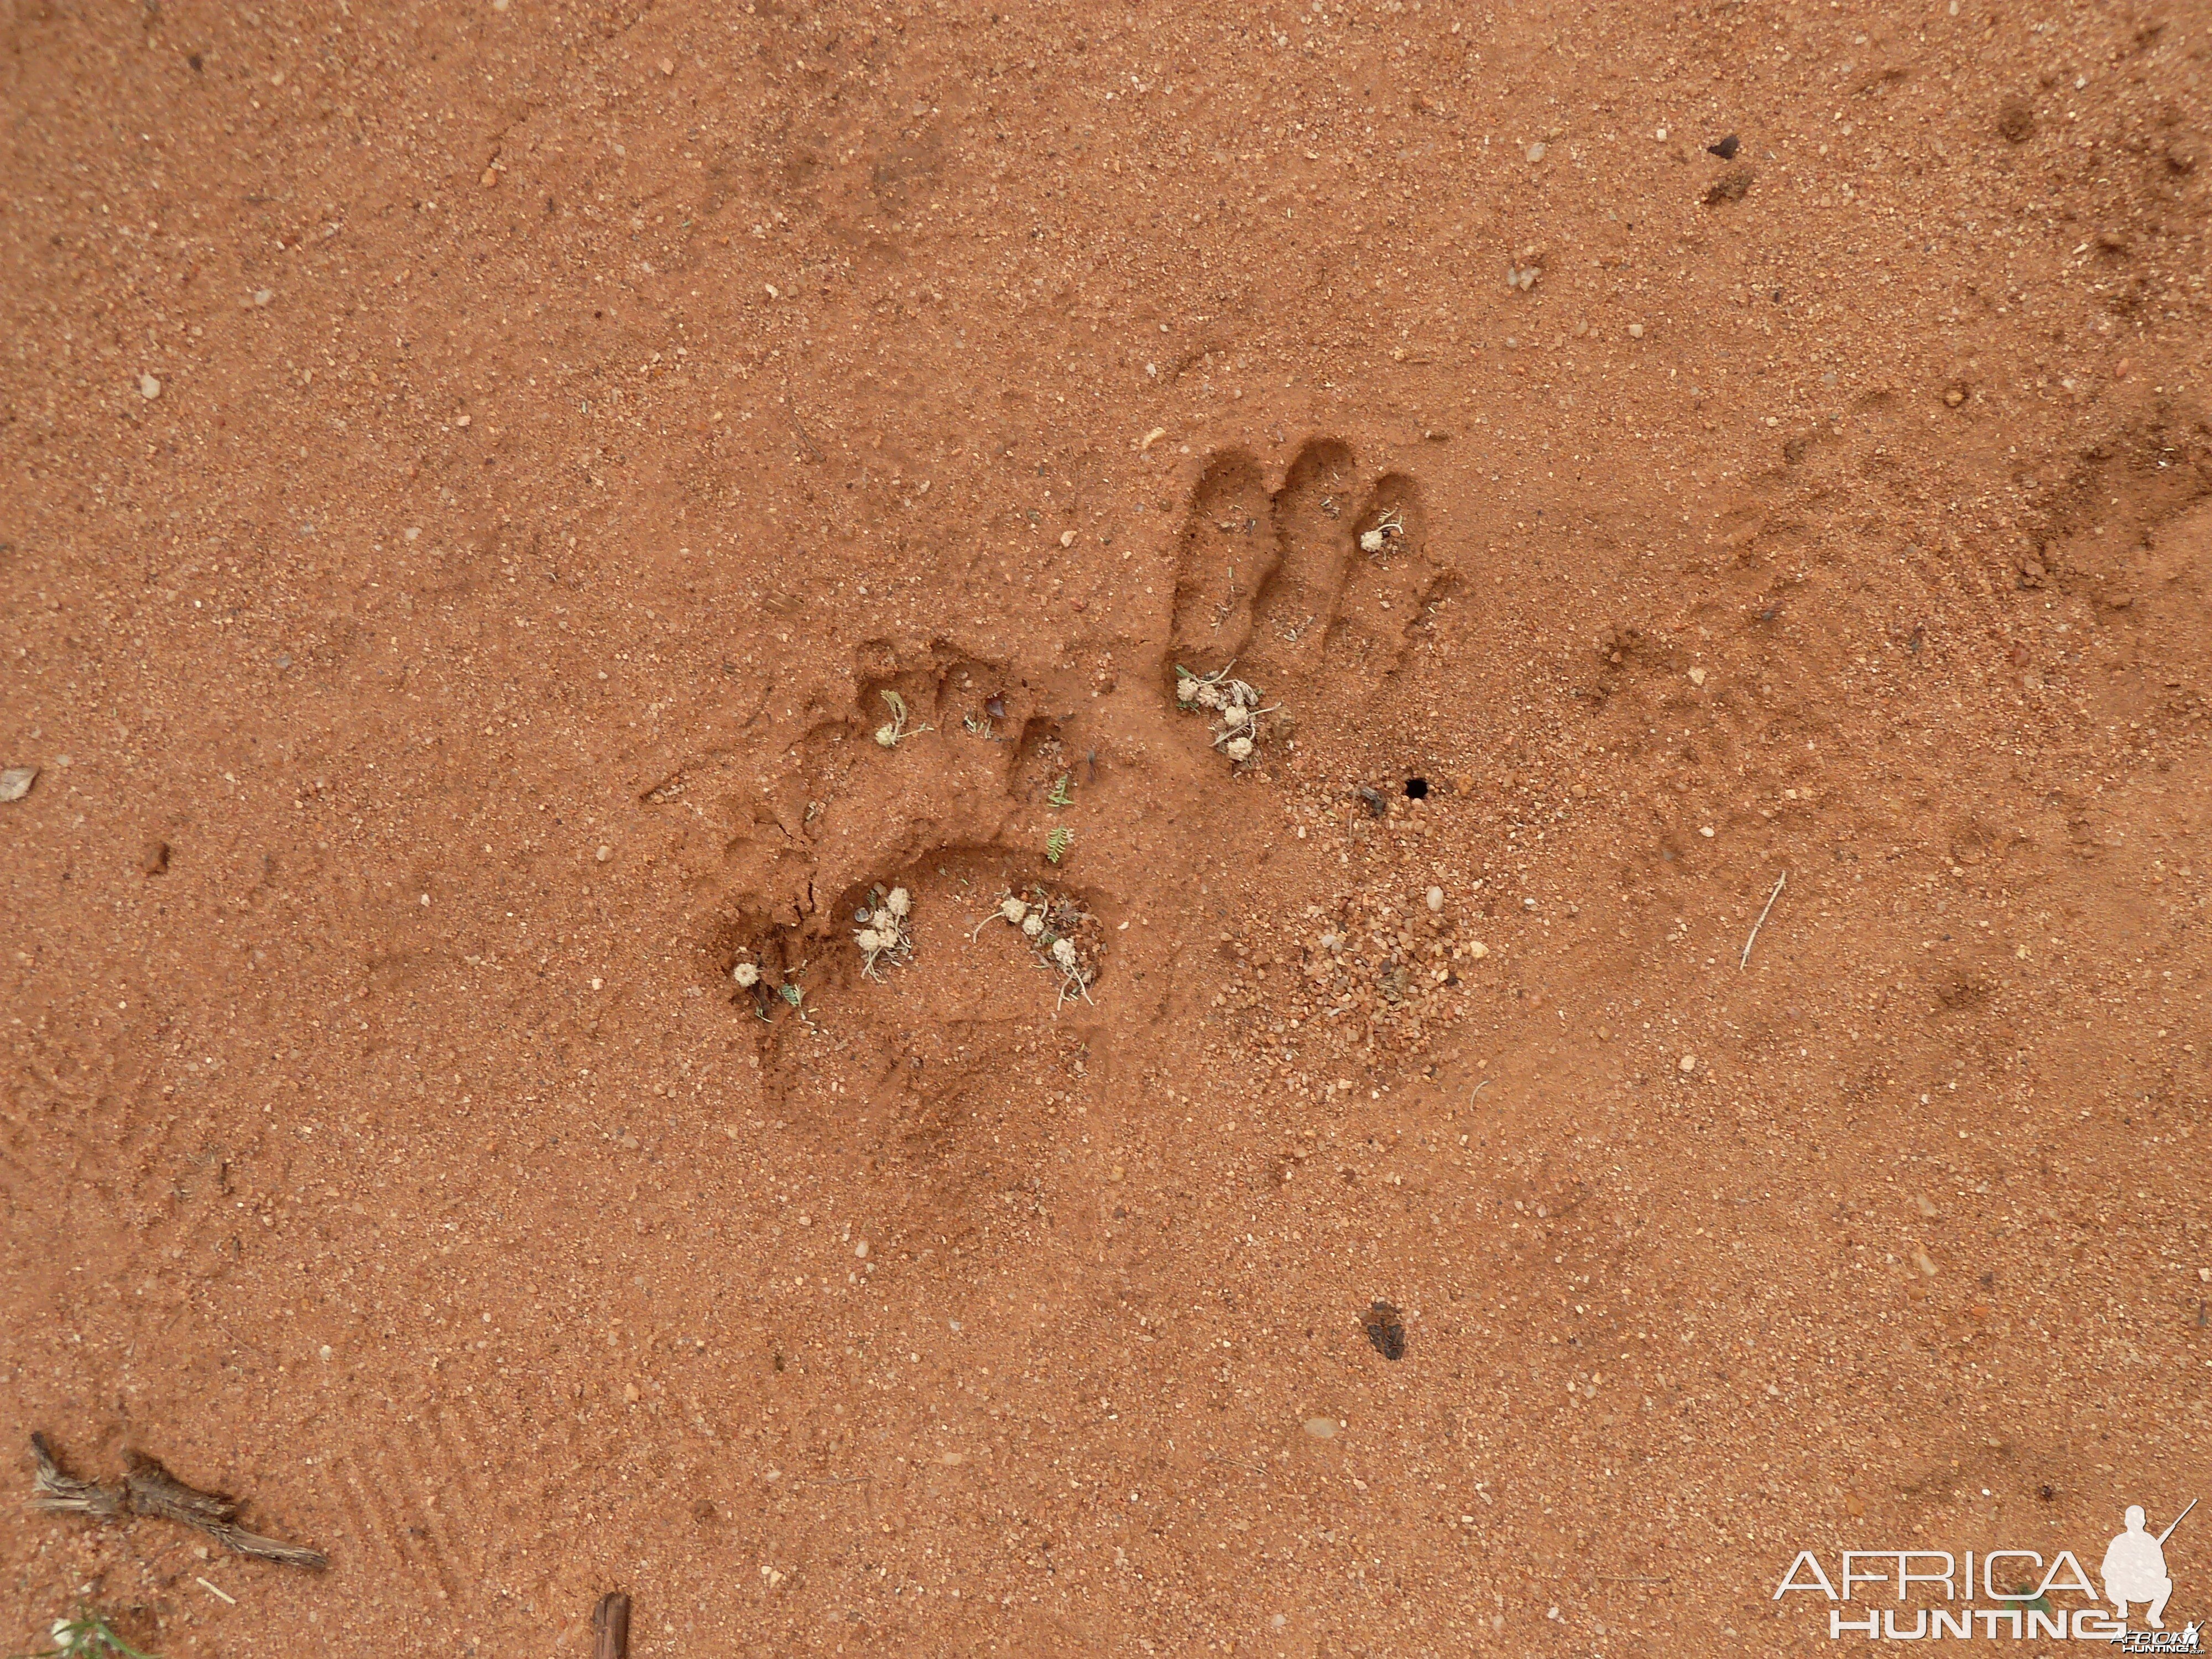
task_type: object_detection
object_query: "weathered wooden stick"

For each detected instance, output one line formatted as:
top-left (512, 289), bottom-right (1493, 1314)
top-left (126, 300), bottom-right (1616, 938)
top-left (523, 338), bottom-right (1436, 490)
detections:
top-left (592, 1592), bottom-right (632, 1659)
top-left (28, 1436), bottom-right (327, 1569)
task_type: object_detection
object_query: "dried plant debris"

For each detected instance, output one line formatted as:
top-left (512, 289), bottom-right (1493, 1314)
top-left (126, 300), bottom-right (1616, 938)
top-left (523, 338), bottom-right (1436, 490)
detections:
top-left (1175, 662), bottom-right (1280, 765)
top-left (872, 689), bottom-right (931, 749)
top-left (29, 1434), bottom-right (124, 1521)
top-left (729, 951), bottom-right (815, 1027)
top-left (1362, 1300), bottom-right (1407, 1361)
top-left (29, 1435), bottom-right (328, 1569)
top-left (853, 885), bottom-right (914, 980)
top-left (1357, 506), bottom-right (1405, 556)
top-left (980, 885), bottom-right (1104, 1010)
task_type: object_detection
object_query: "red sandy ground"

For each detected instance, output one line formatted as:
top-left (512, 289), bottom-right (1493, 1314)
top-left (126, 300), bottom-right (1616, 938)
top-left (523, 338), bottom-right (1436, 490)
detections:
top-left (3, 0), bottom-right (2209, 1653)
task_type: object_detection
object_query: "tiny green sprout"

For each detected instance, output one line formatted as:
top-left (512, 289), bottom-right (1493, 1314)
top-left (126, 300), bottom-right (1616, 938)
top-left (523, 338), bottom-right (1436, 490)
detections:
top-left (17, 1606), bottom-right (159, 1659)
top-left (778, 982), bottom-right (804, 1008)
top-left (1046, 826), bottom-right (1073, 865)
top-left (1047, 773), bottom-right (1075, 808)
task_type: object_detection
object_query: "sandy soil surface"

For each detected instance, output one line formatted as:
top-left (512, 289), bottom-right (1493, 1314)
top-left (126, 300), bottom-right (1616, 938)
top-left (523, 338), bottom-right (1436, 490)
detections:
top-left (3, 0), bottom-right (2210, 1652)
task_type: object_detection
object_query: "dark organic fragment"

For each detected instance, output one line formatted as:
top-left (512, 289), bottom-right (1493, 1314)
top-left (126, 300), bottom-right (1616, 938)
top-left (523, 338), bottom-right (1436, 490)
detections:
top-left (1363, 1300), bottom-right (1407, 1361)
top-left (1703, 165), bottom-right (1755, 205)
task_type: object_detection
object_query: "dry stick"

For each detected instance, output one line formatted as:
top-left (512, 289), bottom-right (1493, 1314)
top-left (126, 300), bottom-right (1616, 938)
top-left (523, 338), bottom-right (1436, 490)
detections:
top-left (127, 1451), bottom-right (328, 1568)
top-left (1203, 1451), bottom-right (1269, 1477)
top-left (1739, 872), bottom-right (1788, 970)
top-left (30, 1435), bottom-right (326, 1569)
top-left (29, 1432), bottom-right (124, 1521)
top-left (592, 1592), bottom-right (632, 1659)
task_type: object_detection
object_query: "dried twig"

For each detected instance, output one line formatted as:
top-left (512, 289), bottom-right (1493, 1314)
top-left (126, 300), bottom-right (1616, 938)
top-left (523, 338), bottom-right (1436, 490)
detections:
top-left (128, 1451), bottom-right (328, 1567)
top-left (593, 1591), bottom-right (632, 1659)
top-left (1739, 872), bottom-right (1787, 970)
top-left (125, 1451), bottom-right (237, 1528)
top-left (28, 1436), bottom-right (327, 1569)
top-left (1203, 1451), bottom-right (1269, 1477)
top-left (30, 1432), bottom-right (125, 1520)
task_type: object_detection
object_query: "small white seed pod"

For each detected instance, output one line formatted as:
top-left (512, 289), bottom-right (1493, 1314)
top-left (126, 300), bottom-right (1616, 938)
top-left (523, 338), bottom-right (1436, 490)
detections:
top-left (1224, 735), bottom-right (1255, 761)
top-left (1022, 914), bottom-right (1046, 939)
top-left (1051, 937), bottom-right (1078, 970)
top-left (732, 961), bottom-right (761, 988)
top-left (1176, 676), bottom-right (1203, 705)
top-left (1194, 682), bottom-right (1225, 710)
top-left (885, 886), bottom-right (911, 919)
top-left (1359, 528), bottom-right (1385, 554)
top-left (855, 928), bottom-right (884, 953)
top-left (874, 722), bottom-right (901, 748)
top-left (1000, 895), bottom-right (1029, 924)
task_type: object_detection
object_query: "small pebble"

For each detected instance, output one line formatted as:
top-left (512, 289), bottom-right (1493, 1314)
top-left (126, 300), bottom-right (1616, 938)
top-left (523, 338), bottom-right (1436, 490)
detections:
top-left (1302, 1417), bottom-right (1339, 1441)
top-left (1426, 886), bottom-right (1444, 912)
top-left (1699, 825), bottom-right (1716, 838)
top-left (138, 373), bottom-right (162, 400)
top-left (252, 288), bottom-right (274, 307)
top-left (1679, 1054), bottom-right (1698, 1074)
top-left (855, 1241), bottom-right (869, 1259)
top-left (0, 766), bottom-right (37, 802)
top-left (1526, 141), bottom-right (1546, 163)
top-left (596, 844), bottom-right (612, 862)
top-left (1627, 322), bottom-right (1645, 339)
top-left (142, 840), bottom-right (170, 875)
top-left (1687, 666), bottom-right (1707, 686)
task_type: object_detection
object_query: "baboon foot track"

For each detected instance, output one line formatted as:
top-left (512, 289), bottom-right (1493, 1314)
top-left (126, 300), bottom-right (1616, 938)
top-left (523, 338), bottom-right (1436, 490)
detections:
top-left (1165, 438), bottom-right (1457, 727)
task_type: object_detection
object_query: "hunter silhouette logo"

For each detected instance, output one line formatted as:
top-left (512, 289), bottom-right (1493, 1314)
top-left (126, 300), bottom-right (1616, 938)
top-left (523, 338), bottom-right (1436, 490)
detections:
top-left (1774, 1498), bottom-right (2199, 1646)
top-left (2105, 1501), bottom-right (2192, 1630)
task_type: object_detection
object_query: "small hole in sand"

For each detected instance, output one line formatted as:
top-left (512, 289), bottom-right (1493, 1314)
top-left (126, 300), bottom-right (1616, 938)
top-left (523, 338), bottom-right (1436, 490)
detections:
top-left (1404, 778), bottom-right (1430, 800)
